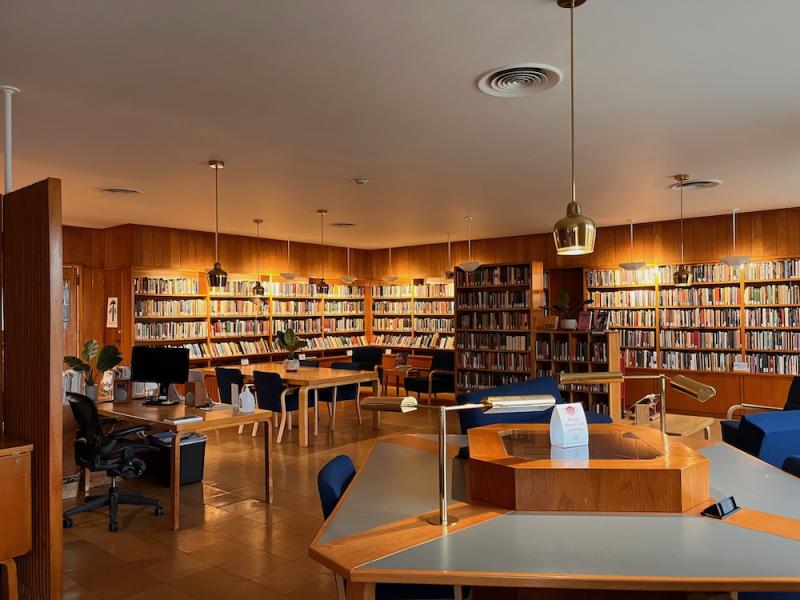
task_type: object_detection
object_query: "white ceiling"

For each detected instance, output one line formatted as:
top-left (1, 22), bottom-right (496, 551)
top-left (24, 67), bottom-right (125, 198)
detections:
top-left (2, 0), bottom-right (799, 248)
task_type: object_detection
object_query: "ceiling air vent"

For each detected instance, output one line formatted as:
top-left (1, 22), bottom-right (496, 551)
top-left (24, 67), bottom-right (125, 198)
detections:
top-left (477, 64), bottom-right (562, 98)
top-left (331, 222), bottom-right (356, 228)
top-left (669, 179), bottom-right (722, 191)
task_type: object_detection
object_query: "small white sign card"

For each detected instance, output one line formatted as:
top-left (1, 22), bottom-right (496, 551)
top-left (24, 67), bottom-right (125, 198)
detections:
top-left (550, 402), bottom-right (589, 448)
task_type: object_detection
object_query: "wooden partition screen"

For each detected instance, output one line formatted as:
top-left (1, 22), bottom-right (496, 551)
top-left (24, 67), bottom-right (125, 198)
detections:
top-left (3, 178), bottom-right (63, 599)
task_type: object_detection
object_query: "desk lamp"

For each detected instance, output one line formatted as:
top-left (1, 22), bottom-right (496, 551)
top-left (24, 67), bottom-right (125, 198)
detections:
top-left (559, 372), bottom-right (716, 434)
top-left (361, 395), bottom-right (556, 526)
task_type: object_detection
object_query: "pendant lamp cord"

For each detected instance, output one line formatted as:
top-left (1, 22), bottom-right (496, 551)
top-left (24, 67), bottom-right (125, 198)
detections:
top-left (732, 210), bottom-right (737, 253)
top-left (255, 221), bottom-right (260, 275)
top-left (320, 212), bottom-right (325, 278)
top-left (447, 233), bottom-right (452, 264)
top-left (287, 239), bottom-right (291, 269)
top-left (570, 0), bottom-right (576, 205)
top-left (629, 221), bottom-right (634, 261)
top-left (467, 218), bottom-right (472, 261)
top-left (214, 166), bottom-right (220, 263)
top-left (680, 180), bottom-right (685, 263)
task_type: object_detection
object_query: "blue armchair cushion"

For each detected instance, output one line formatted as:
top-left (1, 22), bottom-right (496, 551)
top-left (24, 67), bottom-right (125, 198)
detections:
top-left (736, 411), bottom-right (800, 468)
top-left (456, 377), bottom-right (612, 432)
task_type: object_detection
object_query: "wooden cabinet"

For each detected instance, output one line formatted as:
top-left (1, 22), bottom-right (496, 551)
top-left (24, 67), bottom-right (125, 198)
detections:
top-left (0, 436), bottom-right (33, 600)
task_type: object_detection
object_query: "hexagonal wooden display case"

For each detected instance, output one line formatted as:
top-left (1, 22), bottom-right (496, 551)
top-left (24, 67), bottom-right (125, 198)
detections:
top-left (468, 423), bottom-right (710, 513)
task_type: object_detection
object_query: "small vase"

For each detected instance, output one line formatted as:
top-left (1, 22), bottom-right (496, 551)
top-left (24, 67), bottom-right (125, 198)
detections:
top-left (84, 384), bottom-right (98, 401)
top-left (561, 318), bottom-right (578, 331)
top-left (283, 358), bottom-right (300, 371)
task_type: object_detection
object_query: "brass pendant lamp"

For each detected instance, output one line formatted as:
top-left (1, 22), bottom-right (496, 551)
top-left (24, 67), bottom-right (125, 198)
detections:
top-left (207, 160), bottom-right (228, 288)
top-left (552, 0), bottom-right (596, 256)
top-left (252, 218), bottom-right (265, 296)
top-left (317, 209), bottom-right (330, 295)
top-left (673, 174), bottom-right (692, 287)
top-left (619, 220), bottom-right (645, 271)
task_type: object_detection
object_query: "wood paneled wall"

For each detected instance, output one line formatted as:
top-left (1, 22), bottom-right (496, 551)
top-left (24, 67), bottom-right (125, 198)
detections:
top-left (5, 178), bottom-right (63, 599)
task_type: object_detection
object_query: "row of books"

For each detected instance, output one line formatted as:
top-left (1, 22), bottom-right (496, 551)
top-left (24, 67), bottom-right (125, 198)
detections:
top-left (372, 317), bottom-right (413, 331)
top-left (459, 332), bottom-right (529, 351)
top-left (177, 343), bottom-right (209, 359)
top-left (660, 308), bottom-right (740, 328)
top-left (211, 319), bottom-right (269, 337)
top-left (210, 339), bottom-right (275, 358)
top-left (272, 318), bottom-right (322, 334)
top-left (371, 333), bottom-right (454, 349)
top-left (413, 301), bottom-right (453, 315)
top-left (413, 283), bottom-right (454, 297)
top-left (744, 285), bottom-right (800, 305)
top-left (620, 330), bottom-right (656, 348)
top-left (457, 290), bottom-right (530, 309)
top-left (134, 299), bottom-right (206, 318)
top-left (660, 330), bottom-right (740, 350)
top-left (415, 317), bottom-right (454, 333)
top-left (745, 307), bottom-right (800, 328)
top-left (586, 268), bottom-right (657, 287)
top-left (272, 300), bottom-right (319, 315)
top-left (324, 300), bottom-right (364, 314)
top-left (323, 318), bottom-right (365, 332)
top-left (457, 311), bottom-right (530, 330)
top-left (748, 353), bottom-right (800, 374)
top-left (623, 349), bottom-right (657, 369)
top-left (211, 299), bottom-right (266, 316)
top-left (659, 287), bottom-right (740, 306)
top-left (660, 350), bottom-right (733, 372)
top-left (210, 280), bottom-right (262, 297)
top-left (457, 351), bottom-right (530, 373)
top-left (745, 259), bottom-right (800, 281)
top-left (456, 265), bottom-right (531, 287)
top-left (747, 331), bottom-right (800, 351)
top-left (134, 277), bottom-right (199, 295)
top-left (606, 309), bottom-right (656, 327)
top-left (373, 301), bottom-right (411, 313)
top-left (590, 290), bottom-right (655, 308)
top-left (456, 371), bottom-right (528, 391)
top-left (315, 335), bottom-right (368, 349)
top-left (372, 285), bottom-right (413, 298)
top-left (659, 264), bottom-right (736, 284)
top-left (134, 321), bottom-right (207, 341)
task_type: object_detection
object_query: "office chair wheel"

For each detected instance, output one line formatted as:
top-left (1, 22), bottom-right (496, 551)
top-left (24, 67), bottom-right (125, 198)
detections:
top-left (108, 522), bottom-right (119, 533)
top-left (153, 506), bottom-right (164, 516)
top-left (63, 517), bottom-right (74, 529)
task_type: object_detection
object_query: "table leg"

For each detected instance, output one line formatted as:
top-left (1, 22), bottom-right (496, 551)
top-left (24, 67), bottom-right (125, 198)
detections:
top-left (704, 425), bottom-right (711, 440)
top-left (170, 435), bottom-right (181, 530)
top-left (264, 419), bottom-right (273, 504)
top-left (346, 581), bottom-right (375, 600)
top-left (0, 558), bottom-right (18, 600)
top-left (372, 378), bottom-right (381, 430)
top-left (298, 387), bottom-right (309, 447)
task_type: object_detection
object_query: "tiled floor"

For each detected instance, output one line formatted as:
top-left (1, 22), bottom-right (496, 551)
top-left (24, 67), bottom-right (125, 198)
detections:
top-left (62, 401), bottom-right (452, 600)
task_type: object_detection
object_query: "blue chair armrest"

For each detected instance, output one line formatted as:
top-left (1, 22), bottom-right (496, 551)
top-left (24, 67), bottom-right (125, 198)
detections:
top-left (738, 411), bottom-right (800, 468)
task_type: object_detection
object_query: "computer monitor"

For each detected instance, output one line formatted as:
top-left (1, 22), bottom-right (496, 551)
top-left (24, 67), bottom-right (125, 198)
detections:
top-left (131, 346), bottom-right (190, 405)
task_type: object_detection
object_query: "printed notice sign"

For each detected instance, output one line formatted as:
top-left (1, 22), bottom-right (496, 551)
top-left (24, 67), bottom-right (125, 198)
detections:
top-left (550, 402), bottom-right (589, 448)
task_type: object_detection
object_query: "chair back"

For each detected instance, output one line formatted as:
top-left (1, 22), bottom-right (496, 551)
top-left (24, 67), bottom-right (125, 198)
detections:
top-left (66, 392), bottom-right (105, 468)
top-left (300, 359), bottom-right (320, 367)
top-left (253, 371), bottom-right (286, 412)
top-left (351, 346), bottom-right (383, 368)
top-left (215, 367), bottom-right (244, 404)
top-left (330, 363), bottom-right (360, 399)
top-left (430, 350), bottom-right (454, 372)
top-left (317, 455), bottom-right (356, 519)
top-left (785, 376), bottom-right (800, 411)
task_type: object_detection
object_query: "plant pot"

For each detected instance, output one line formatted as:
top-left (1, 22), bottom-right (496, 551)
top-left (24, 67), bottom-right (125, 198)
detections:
top-left (283, 358), bottom-right (300, 372)
top-left (84, 384), bottom-right (98, 401)
top-left (560, 318), bottom-right (578, 331)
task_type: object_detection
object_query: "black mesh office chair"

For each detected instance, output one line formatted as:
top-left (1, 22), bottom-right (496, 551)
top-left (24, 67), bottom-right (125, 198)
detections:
top-left (63, 392), bottom-right (164, 532)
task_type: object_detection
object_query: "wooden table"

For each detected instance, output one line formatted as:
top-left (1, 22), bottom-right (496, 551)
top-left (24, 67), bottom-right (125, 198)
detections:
top-left (202, 363), bottom-right (381, 447)
top-left (96, 401), bottom-right (273, 530)
top-left (629, 413), bottom-right (714, 439)
top-left (0, 435), bottom-right (32, 600)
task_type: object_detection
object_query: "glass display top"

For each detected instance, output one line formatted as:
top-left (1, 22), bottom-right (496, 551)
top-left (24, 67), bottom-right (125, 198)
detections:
top-left (500, 429), bottom-right (663, 461)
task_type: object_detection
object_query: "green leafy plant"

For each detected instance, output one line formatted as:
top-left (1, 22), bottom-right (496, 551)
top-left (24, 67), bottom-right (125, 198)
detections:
top-left (275, 329), bottom-right (308, 359)
top-left (64, 339), bottom-right (123, 387)
top-left (548, 290), bottom-right (593, 319)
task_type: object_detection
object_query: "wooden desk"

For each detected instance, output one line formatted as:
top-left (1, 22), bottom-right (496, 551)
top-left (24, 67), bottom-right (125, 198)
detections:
top-left (311, 433), bottom-right (800, 598)
top-left (382, 355), bottom-right (431, 395)
top-left (96, 401), bottom-right (273, 530)
top-left (628, 413), bottom-right (714, 439)
top-left (202, 363), bottom-right (381, 447)
top-left (0, 435), bottom-right (33, 600)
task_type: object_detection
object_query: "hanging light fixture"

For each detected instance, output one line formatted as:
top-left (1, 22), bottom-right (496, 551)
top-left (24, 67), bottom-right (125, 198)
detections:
top-left (552, 0), bottom-right (596, 256)
top-left (316, 209), bottom-right (330, 294)
top-left (457, 216), bottom-right (481, 272)
top-left (341, 247), bottom-right (357, 284)
top-left (280, 239), bottom-right (297, 280)
top-left (720, 209), bottom-right (750, 268)
top-left (207, 160), bottom-right (228, 288)
top-left (252, 218), bottom-right (265, 296)
top-left (384, 248), bottom-right (398, 283)
top-left (619, 220), bottom-right (645, 271)
top-left (672, 173), bottom-right (692, 287)
top-left (444, 233), bottom-right (455, 279)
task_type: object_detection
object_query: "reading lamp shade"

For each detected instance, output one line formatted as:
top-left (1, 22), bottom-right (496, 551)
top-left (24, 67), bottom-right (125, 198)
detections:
top-left (208, 262), bottom-right (228, 288)
top-left (673, 264), bottom-right (692, 287)
top-left (553, 201), bottom-right (596, 256)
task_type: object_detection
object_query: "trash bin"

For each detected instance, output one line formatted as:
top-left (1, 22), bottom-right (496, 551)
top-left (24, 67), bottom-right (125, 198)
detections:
top-left (148, 432), bottom-right (207, 487)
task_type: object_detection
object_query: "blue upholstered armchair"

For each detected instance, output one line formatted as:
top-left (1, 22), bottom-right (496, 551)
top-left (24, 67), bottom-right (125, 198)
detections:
top-left (404, 351), bottom-right (455, 401)
top-left (721, 376), bottom-right (800, 445)
top-left (456, 377), bottom-right (612, 433)
top-left (727, 410), bottom-right (800, 469)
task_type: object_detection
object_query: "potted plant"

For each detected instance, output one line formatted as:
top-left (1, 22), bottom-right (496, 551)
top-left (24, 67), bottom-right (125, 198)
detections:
top-left (64, 339), bottom-right (123, 400)
top-left (548, 290), bottom-right (593, 330)
top-left (275, 329), bottom-right (308, 371)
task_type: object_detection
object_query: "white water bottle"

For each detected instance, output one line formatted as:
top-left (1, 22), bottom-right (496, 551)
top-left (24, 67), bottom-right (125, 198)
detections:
top-left (238, 384), bottom-right (255, 413)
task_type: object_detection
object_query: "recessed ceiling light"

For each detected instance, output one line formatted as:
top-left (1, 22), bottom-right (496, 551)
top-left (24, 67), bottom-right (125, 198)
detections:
top-left (98, 187), bottom-right (141, 195)
top-left (477, 64), bottom-right (562, 98)
top-left (351, 177), bottom-right (368, 185)
top-left (330, 222), bottom-right (356, 228)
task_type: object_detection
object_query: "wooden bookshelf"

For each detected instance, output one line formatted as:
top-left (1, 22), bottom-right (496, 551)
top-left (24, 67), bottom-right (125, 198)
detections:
top-left (454, 262), bottom-right (544, 394)
top-left (533, 329), bottom-right (622, 419)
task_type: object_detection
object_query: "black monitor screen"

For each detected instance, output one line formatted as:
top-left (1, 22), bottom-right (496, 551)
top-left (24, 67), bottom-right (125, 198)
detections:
top-left (131, 346), bottom-right (190, 394)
